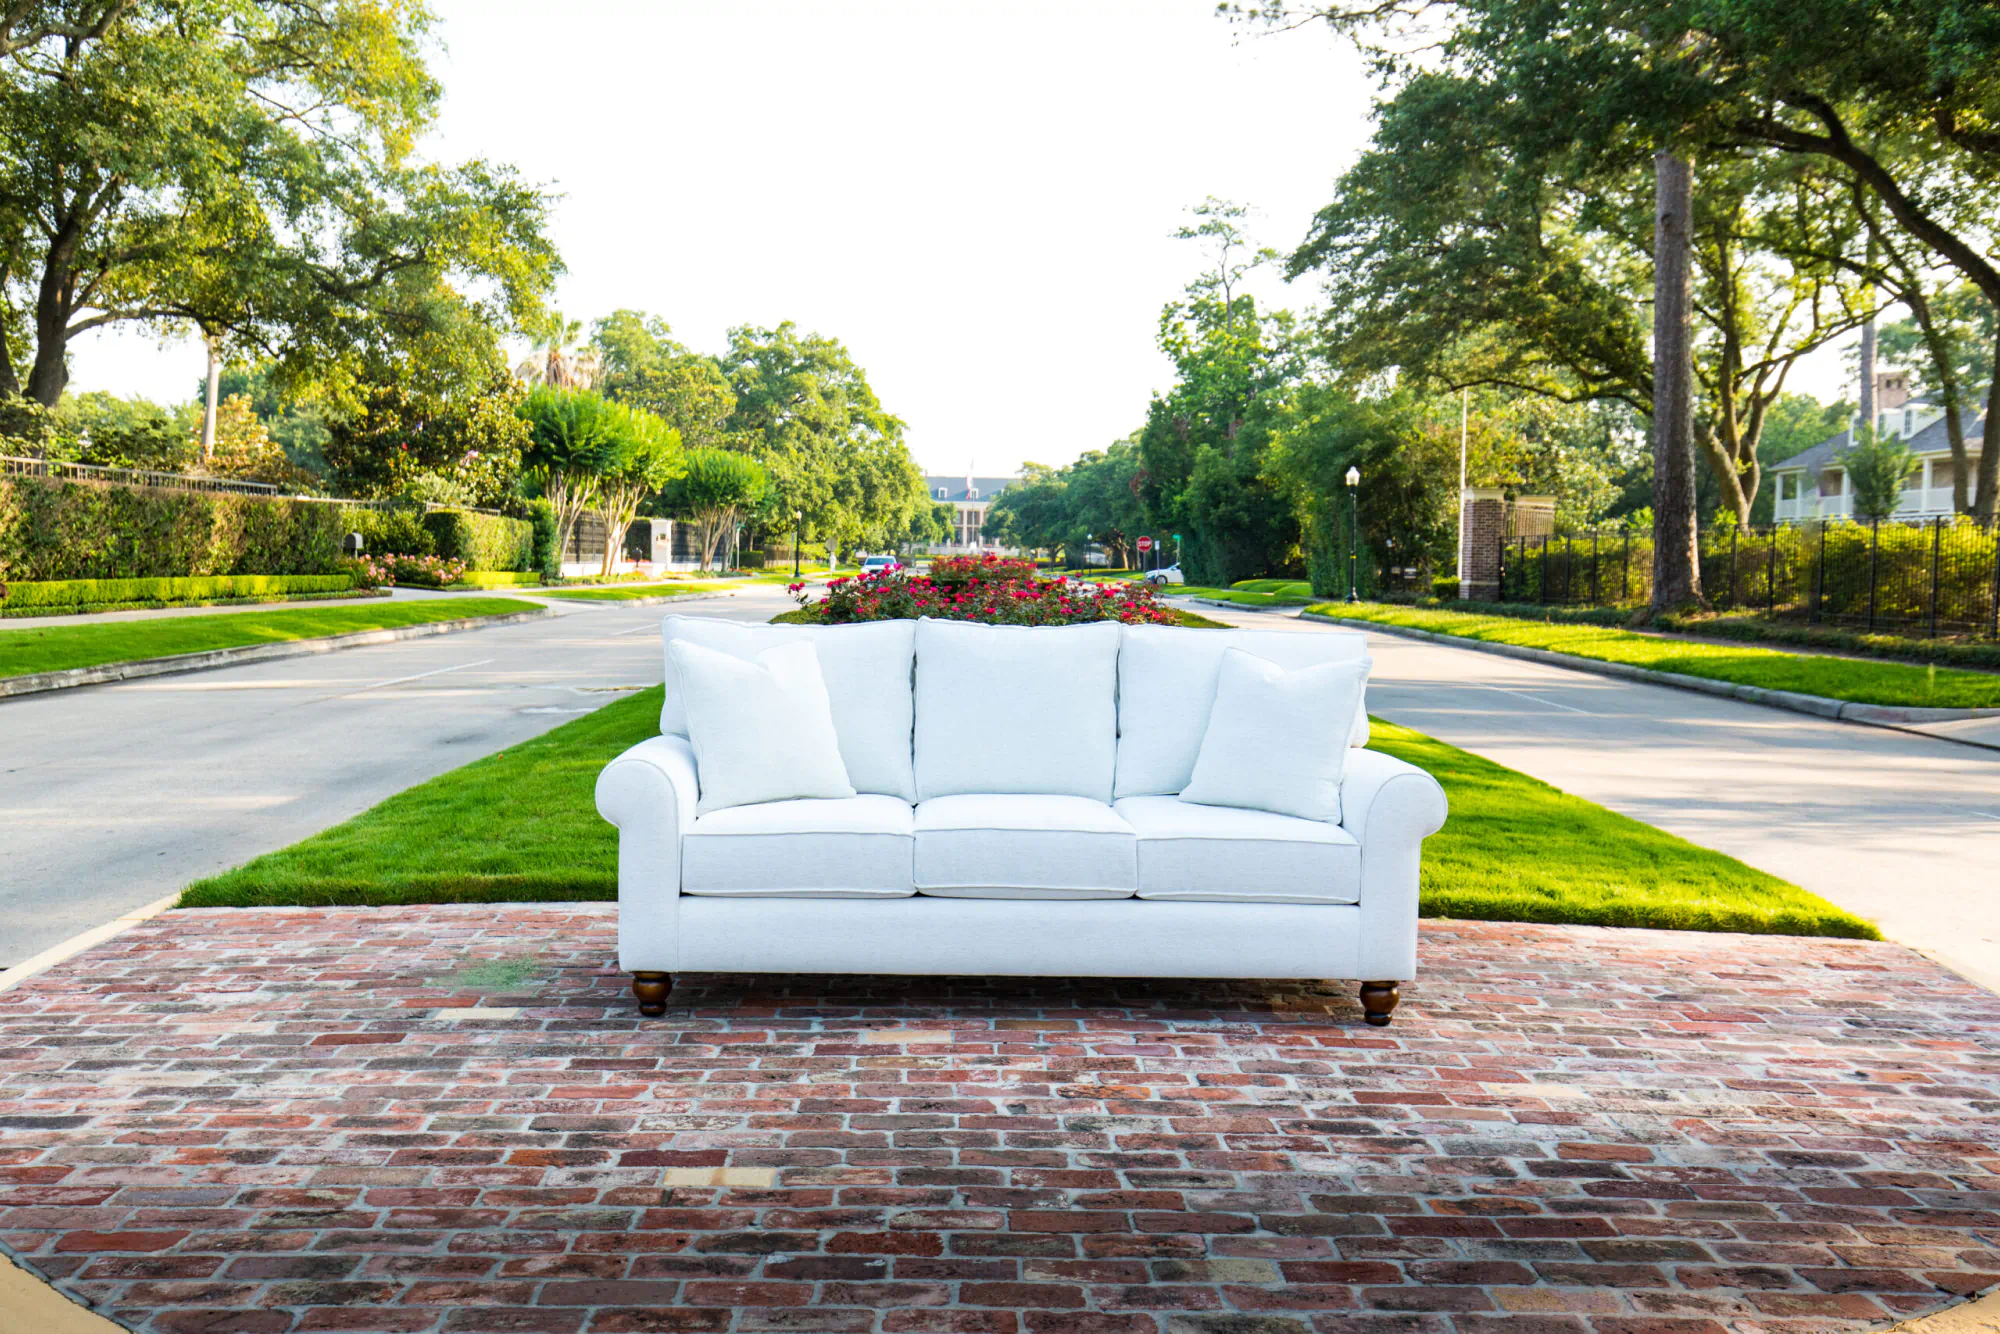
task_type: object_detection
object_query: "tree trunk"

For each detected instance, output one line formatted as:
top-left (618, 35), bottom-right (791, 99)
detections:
top-left (1651, 150), bottom-right (1703, 612)
top-left (201, 335), bottom-right (222, 462)
top-left (1980, 359), bottom-right (2000, 523)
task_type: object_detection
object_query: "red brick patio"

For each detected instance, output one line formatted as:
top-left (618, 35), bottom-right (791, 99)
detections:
top-left (1, 906), bottom-right (1997, 1334)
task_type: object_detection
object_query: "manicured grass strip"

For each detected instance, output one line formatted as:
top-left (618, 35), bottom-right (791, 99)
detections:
top-left (1178, 584), bottom-right (1315, 607)
top-left (178, 686), bottom-right (1874, 939)
top-left (1366, 719), bottom-right (1873, 938)
top-left (1311, 601), bottom-right (2000, 709)
top-left (538, 581), bottom-right (738, 602)
top-left (0, 598), bottom-right (539, 679)
top-left (1232, 579), bottom-right (1314, 598)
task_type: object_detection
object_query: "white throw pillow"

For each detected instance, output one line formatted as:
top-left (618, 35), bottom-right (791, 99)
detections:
top-left (669, 639), bottom-right (858, 815)
top-left (1178, 648), bottom-right (1370, 823)
top-left (1114, 624), bottom-right (1372, 799)
top-left (660, 617), bottom-right (916, 802)
top-left (913, 619), bottom-right (1121, 802)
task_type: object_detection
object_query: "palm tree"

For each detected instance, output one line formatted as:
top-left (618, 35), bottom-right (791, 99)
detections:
top-left (514, 315), bottom-right (601, 391)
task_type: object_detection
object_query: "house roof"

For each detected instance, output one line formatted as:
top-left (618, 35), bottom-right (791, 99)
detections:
top-left (925, 476), bottom-right (1018, 502)
top-left (1769, 404), bottom-right (1989, 475)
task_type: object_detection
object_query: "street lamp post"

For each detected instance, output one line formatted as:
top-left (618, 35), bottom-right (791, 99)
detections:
top-left (792, 510), bottom-right (803, 581)
top-left (1345, 466), bottom-right (1361, 603)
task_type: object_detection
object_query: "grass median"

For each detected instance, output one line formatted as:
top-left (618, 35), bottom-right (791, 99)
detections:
top-left (178, 683), bottom-right (1874, 938)
top-left (0, 597), bottom-right (542, 679)
top-left (1309, 601), bottom-right (2000, 710)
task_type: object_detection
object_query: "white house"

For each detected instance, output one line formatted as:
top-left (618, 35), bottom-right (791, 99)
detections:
top-left (922, 472), bottom-right (1021, 554)
top-left (1769, 371), bottom-right (1987, 522)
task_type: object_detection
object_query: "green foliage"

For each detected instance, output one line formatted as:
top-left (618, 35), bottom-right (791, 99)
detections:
top-left (593, 310), bottom-right (739, 454)
top-left (660, 447), bottom-right (770, 570)
top-left (722, 322), bottom-right (929, 557)
top-left (0, 573), bottom-right (353, 614)
top-left (345, 508), bottom-right (435, 559)
top-left (524, 497), bottom-right (559, 580)
top-left (322, 374), bottom-right (528, 508)
top-left (60, 392), bottom-right (196, 471)
top-left (0, 2), bottom-right (560, 407)
top-left (0, 599), bottom-right (536, 681)
top-left (1841, 429), bottom-right (1918, 522)
top-left (421, 510), bottom-right (535, 572)
top-left (0, 475), bottom-right (346, 581)
top-left (1139, 203), bottom-right (1300, 586)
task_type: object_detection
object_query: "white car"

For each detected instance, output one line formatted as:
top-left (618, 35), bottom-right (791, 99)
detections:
top-left (860, 555), bottom-right (902, 576)
top-left (1142, 564), bottom-right (1184, 586)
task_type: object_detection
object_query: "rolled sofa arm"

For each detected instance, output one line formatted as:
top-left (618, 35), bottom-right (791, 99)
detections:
top-left (595, 734), bottom-right (699, 972)
top-left (1339, 746), bottom-right (1449, 981)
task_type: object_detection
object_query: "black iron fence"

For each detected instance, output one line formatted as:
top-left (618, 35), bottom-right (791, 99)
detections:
top-left (1499, 517), bottom-right (2000, 638)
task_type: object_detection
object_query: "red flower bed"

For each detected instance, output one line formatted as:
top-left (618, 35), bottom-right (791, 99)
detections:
top-left (789, 557), bottom-right (1174, 626)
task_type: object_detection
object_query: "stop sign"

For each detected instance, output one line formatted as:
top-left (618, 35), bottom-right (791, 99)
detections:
top-left (1136, 536), bottom-right (1153, 553)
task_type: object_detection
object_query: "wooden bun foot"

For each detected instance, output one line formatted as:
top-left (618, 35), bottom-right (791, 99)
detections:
top-left (1359, 981), bottom-right (1400, 1027)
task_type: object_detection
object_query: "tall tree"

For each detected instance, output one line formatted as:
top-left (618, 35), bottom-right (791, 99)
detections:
top-left (591, 311), bottom-right (738, 455)
top-left (722, 322), bottom-right (927, 564)
top-left (661, 447), bottom-right (770, 572)
top-left (591, 403), bottom-right (683, 577)
top-left (519, 386), bottom-right (619, 562)
top-left (0, 2), bottom-right (559, 409)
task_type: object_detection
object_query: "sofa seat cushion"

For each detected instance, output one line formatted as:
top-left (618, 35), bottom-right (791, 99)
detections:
top-left (1113, 795), bottom-right (1360, 905)
top-left (683, 795), bottom-right (915, 898)
top-left (914, 794), bottom-right (1136, 899)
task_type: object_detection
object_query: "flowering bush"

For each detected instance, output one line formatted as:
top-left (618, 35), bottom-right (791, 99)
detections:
top-left (790, 562), bottom-right (1175, 627)
top-left (340, 554), bottom-right (396, 590)
top-left (927, 553), bottom-right (1039, 587)
top-left (384, 553), bottom-right (468, 587)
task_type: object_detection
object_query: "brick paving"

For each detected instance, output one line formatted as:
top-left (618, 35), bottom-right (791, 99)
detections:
top-left (1, 906), bottom-right (1998, 1334)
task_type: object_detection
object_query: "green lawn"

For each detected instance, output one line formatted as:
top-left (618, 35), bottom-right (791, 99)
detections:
top-left (178, 683), bottom-right (1873, 939)
top-left (1310, 602), bottom-right (2000, 710)
top-left (538, 581), bottom-right (739, 602)
top-left (0, 598), bottom-right (541, 679)
top-left (1180, 583), bottom-right (1316, 607)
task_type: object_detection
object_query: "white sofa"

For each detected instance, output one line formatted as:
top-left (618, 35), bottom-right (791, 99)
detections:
top-left (595, 616), bottom-right (1448, 1025)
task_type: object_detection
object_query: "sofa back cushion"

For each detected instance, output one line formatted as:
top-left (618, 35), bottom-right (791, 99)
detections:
top-left (661, 616), bottom-right (917, 802)
top-left (914, 618), bottom-right (1120, 802)
top-left (1114, 624), bottom-right (1371, 799)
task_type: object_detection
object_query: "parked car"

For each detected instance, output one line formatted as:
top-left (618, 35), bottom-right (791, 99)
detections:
top-left (1142, 564), bottom-right (1184, 586)
top-left (860, 554), bottom-right (902, 576)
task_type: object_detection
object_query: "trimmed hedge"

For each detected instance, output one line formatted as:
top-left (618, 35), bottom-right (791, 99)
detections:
top-left (0, 573), bottom-right (357, 613)
top-left (0, 476), bottom-right (347, 581)
top-left (432, 571), bottom-right (543, 589)
top-left (423, 509), bottom-right (534, 572)
top-left (343, 507), bottom-right (434, 559)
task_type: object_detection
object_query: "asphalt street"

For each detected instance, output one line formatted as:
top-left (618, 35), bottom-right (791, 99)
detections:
top-left (6, 588), bottom-right (1998, 997)
top-left (0, 586), bottom-right (795, 965)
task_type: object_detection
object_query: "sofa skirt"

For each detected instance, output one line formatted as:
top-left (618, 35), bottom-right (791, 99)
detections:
top-left (628, 896), bottom-right (1386, 980)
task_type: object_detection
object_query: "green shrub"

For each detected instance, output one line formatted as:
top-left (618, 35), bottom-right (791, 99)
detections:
top-left (0, 573), bottom-right (354, 612)
top-left (344, 507), bottom-right (434, 559)
top-left (1432, 574), bottom-right (1460, 599)
top-left (739, 548), bottom-right (766, 569)
top-left (0, 475), bottom-right (347, 581)
top-left (525, 498), bottom-right (558, 581)
top-left (448, 571), bottom-right (543, 589)
top-left (422, 508), bottom-right (534, 571)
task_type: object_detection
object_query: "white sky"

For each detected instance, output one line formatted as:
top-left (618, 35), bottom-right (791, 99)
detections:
top-left (65, 0), bottom-right (1859, 475)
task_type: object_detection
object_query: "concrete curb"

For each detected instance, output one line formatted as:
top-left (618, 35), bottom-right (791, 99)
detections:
top-left (1298, 610), bottom-right (2000, 742)
top-left (0, 607), bottom-right (555, 701)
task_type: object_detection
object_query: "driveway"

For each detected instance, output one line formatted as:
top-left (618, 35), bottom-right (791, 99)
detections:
top-left (1190, 604), bottom-right (2000, 995)
top-left (0, 586), bottom-right (796, 966)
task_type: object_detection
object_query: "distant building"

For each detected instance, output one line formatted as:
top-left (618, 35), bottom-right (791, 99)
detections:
top-left (1768, 372), bottom-right (1987, 522)
top-left (923, 471), bottom-right (1020, 554)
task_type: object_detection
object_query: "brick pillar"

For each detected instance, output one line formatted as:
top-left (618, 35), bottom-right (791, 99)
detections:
top-left (1459, 488), bottom-right (1506, 600)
